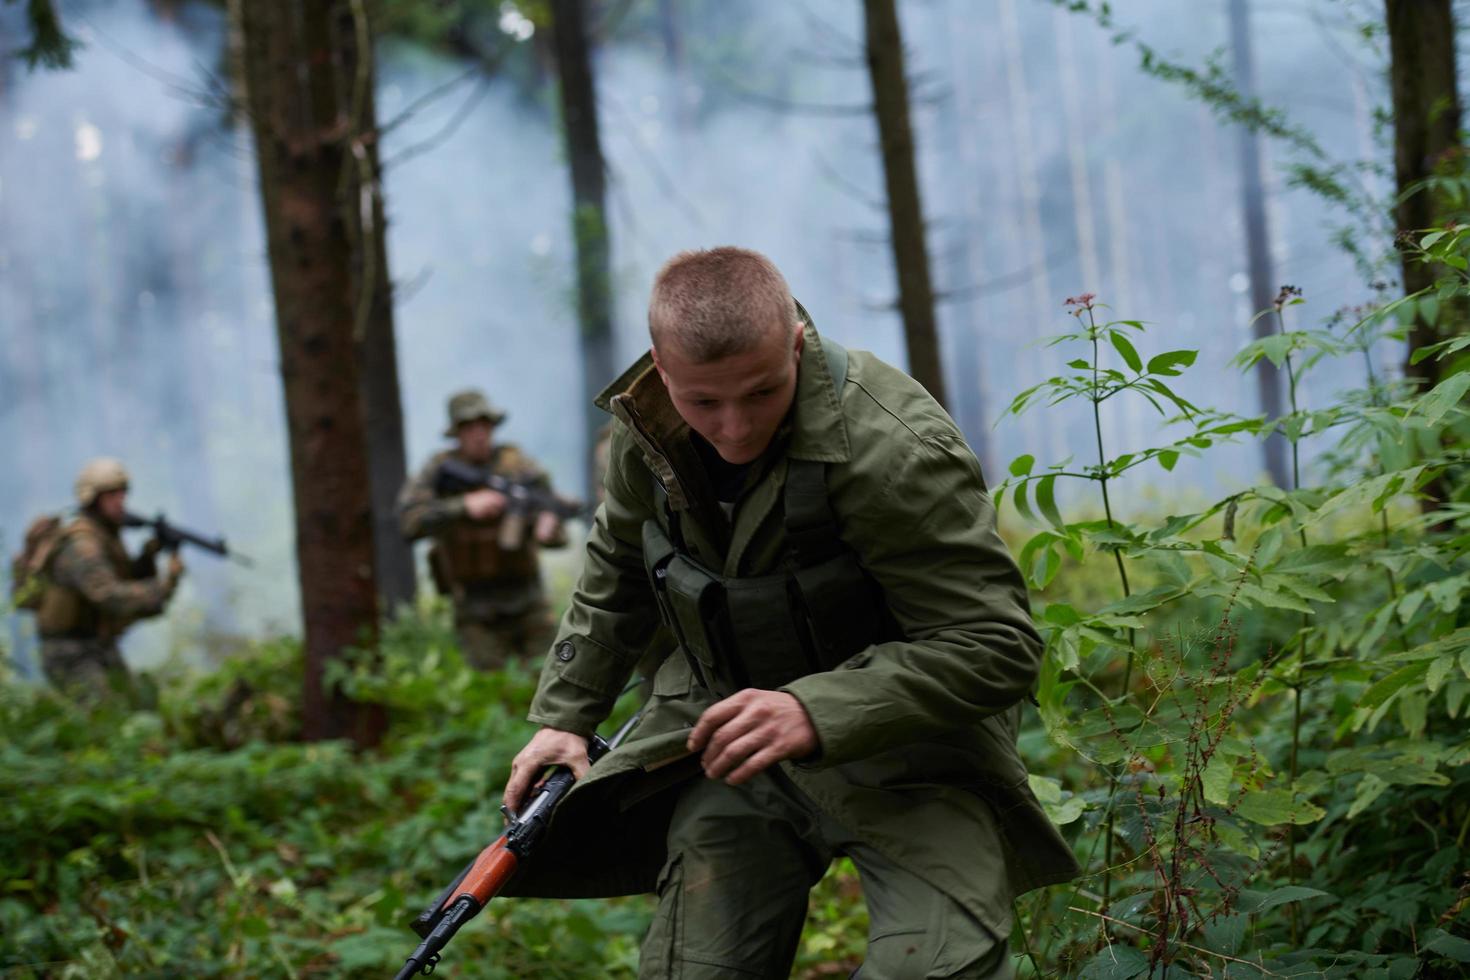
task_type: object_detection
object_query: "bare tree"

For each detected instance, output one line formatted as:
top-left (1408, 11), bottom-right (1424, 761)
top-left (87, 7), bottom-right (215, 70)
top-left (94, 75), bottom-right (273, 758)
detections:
top-left (232, 0), bottom-right (390, 748)
top-left (862, 0), bottom-right (948, 408)
top-left (1228, 0), bottom-right (1289, 488)
top-left (549, 0), bottom-right (617, 504)
top-left (1386, 0), bottom-right (1462, 393)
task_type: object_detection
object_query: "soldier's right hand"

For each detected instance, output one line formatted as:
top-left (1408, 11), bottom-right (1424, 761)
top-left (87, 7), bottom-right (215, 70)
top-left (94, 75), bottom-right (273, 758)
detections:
top-left (167, 553), bottom-right (186, 581)
top-left (464, 488), bottom-right (508, 521)
top-left (503, 727), bottom-right (591, 814)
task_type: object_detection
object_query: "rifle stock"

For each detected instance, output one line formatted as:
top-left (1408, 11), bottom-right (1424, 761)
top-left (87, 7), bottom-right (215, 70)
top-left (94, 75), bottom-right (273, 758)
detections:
top-left (394, 710), bottom-right (643, 978)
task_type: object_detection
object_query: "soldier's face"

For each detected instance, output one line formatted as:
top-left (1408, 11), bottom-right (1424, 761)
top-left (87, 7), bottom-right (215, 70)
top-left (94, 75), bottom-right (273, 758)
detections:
top-left (654, 321), bottom-right (804, 465)
top-left (96, 489), bottom-right (127, 524)
top-left (456, 419), bottom-right (495, 461)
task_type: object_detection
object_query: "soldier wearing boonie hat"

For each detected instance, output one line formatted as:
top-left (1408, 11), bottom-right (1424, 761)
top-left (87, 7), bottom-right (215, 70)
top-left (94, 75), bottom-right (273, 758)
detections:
top-left (398, 389), bottom-right (569, 670)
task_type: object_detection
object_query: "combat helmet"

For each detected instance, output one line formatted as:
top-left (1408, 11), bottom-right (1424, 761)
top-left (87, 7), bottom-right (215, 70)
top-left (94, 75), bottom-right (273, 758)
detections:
top-left (74, 457), bottom-right (130, 507)
top-left (443, 389), bottom-right (507, 437)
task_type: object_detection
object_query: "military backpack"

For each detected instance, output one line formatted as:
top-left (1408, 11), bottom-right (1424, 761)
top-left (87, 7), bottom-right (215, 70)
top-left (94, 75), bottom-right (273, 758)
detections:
top-left (9, 514), bottom-right (65, 611)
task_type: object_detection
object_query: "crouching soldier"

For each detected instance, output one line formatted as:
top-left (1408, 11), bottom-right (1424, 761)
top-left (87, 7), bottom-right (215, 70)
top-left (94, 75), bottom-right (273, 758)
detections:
top-left (499, 248), bottom-right (1078, 978)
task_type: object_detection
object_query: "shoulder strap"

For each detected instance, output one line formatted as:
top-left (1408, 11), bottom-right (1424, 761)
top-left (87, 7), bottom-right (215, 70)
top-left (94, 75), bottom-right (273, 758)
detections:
top-left (783, 460), bottom-right (843, 566)
top-left (784, 337), bottom-right (849, 567)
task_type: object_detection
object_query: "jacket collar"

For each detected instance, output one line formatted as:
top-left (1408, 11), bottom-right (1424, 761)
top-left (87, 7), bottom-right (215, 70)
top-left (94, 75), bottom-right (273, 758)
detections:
top-left (594, 303), bottom-right (851, 512)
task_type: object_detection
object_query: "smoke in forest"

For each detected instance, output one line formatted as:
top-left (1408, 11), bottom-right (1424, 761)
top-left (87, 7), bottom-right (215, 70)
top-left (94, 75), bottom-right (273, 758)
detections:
top-left (0, 0), bottom-right (1389, 674)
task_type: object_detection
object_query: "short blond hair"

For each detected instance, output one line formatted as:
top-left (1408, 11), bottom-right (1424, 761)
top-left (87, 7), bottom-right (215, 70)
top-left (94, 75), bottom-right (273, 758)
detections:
top-left (648, 247), bottom-right (799, 362)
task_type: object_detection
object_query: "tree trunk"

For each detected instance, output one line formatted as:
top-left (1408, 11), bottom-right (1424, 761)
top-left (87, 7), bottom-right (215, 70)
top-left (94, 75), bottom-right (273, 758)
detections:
top-left (233, 0), bottom-right (385, 748)
top-left (1228, 0), bottom-right (1290, 488)
top-left (862, 0), bottom-right (948, 409)
top-left (338, 3), bottom-right (416, 613)
top-left (1386, 0), bottom-right (1462, 392)
top-left (549, 0), bottom-right (617, 505)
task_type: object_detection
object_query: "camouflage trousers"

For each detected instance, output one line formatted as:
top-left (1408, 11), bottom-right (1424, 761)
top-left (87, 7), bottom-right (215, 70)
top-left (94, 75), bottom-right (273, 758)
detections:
top-left (453, 603), bottom-right (558, 671)
top-left (40, 637), bottom-right (134, 703)
top-left (640, 770), bottom-right (1011, 980)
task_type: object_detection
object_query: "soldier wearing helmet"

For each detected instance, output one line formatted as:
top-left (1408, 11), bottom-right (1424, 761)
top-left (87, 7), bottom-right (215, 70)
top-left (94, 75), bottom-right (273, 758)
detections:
top-left (33, 458), bottom-right (185, 701)
top-left (397, 390), bottom-right (571, 670)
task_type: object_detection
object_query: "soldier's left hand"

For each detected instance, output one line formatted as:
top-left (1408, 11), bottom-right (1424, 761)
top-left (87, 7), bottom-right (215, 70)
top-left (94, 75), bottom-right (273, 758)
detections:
top-left (688, 689), bottom-right (818, 785)
top-left (533, 511), bottom-right (563, 545)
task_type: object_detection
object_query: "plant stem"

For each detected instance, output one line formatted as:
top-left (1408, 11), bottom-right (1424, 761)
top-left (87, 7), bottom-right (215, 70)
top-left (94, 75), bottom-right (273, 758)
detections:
top-left (1278, 305), bottom-right (1308, 947)
top-left (1087, 307), bottom-right (1134, 918)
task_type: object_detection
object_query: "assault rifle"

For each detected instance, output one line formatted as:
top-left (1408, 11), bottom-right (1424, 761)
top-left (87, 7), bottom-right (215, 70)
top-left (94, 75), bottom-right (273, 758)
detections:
top-left (433, 457), bottom-right (583, 522)
top-left (122, 511), bottom-right (253, 567)
top-left (393, 708), bottom-right (643, 979)
top-left (433, 457), bottom-right (584, 549)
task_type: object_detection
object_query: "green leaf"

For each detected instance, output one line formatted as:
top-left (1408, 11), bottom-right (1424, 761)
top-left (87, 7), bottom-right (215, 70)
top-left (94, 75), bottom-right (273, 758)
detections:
top-left (1212, 821), bottom-right (1259, 859)
top-left (1035, 474), bottom-right (1066, 530)
top-left (1110, 332), bottom-right (1143, 372)
top-left (1203, 753), bottom-right (1233, 805)
top-left (1008, 454), bottom-right (1035, 477)
top-left (1359, 662), bottom-right (1430, 710)
top-left (1427, 656), bottom-right (1454, 695)
top-left (1157, 450), bottom-right (1179, 471)
top-left (1077, 945), bottom-right (1149, 980)
top-left (1013, 478), bottom-right (1038, 526)
top-left (1420, 293), bottom-right (1441, 327)
top-left (1236, 789), bottom-right (1325, 826)
top-left (1041, 602), bottom-right (1082, 627)
top-left (1424, 928), bottom-right (1470, 962)
top-left (1146, 349), bottom-right (1198, 376)
top-left (1413, 371), bottom-right (1470, 427)
top-left (1420, 230), bottom-right (1448, 249)
top-left (1237, 885), bottom-right (1331, 915)
top-left (1347, 773), bottom-right (1388, 819)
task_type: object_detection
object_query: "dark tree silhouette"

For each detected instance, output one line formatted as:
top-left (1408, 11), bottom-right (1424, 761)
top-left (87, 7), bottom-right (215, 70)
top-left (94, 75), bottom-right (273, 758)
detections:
top-left (862, 0), bottom-right (948, 408)
top-left (550, 0), bottom-right (617, 504)
top-left (1228, 0), bottom-right (1289, 488)
top-left (233, 0), bottom-right (395, 748)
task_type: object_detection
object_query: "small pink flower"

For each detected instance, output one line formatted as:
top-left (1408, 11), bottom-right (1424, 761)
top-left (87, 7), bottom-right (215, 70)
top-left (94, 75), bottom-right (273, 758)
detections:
top-left (1063, 292), bottom-right (1097, 314)
top-left (1273, 284), bottom-right (1303, 311)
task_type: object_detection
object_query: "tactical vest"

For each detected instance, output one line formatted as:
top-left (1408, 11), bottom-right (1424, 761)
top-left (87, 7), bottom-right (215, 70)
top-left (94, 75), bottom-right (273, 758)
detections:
top-left (642, 341), bottom-right (900, 697)
top-left (35, 517), bottom-right (132, 640)
top-left (433, 449), bottom-right (540, 589)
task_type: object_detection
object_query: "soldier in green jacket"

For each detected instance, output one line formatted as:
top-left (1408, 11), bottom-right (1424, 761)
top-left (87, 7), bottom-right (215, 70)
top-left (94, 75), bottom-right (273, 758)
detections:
top-left (35, 458), bottom-right (184, 701)
top-left (500, 248), bottom-right (1077, 978)
top-left (398, 389), bottom-right (569, 670)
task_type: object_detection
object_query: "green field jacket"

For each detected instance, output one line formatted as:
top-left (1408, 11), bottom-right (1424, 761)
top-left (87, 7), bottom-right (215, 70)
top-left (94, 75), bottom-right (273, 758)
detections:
top-left (509, 315), bottom-right (1078, 927)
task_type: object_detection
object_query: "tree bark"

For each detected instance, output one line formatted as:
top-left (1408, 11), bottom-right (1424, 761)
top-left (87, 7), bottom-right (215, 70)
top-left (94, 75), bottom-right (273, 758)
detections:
top-left (863, 0), bottom-right (948, 409)
top-left (1229, 0), bottom-right (1289, 488)
top-left (1387, 0), bottom-right (1462, 519)
top-left (1386, 0), bottom-right (1462, 392)
top-left (549, 0), bottom-right (617, 505)
top-left (338, 1), bottom-right (416, 613)
top-left (233, 0), bottom-right (385, 748)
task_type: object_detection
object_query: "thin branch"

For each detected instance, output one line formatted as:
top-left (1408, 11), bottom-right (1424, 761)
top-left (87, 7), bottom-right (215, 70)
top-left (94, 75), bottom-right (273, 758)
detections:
top-left (1066, 907), bottom-right (1290, 976)
top-left (707, 62), bottom-right (873, 117)
top-left (598, 91), bottom-right (707, 230)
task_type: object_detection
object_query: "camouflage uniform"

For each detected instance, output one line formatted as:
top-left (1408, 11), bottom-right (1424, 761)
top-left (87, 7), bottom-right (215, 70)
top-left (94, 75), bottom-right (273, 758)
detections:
top-left (398, 444), bottom-right (566, 670)
top-left (36, 513), bottom-right (179, 702)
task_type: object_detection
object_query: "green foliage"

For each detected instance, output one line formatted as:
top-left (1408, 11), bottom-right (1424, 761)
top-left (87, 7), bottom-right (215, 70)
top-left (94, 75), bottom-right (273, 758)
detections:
top-left (0, 605), bottom-right (653, 977)
top-left (994, 246), bottom-right (1469, 974)
top-left (6, 0), bottom-right (80, 71)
